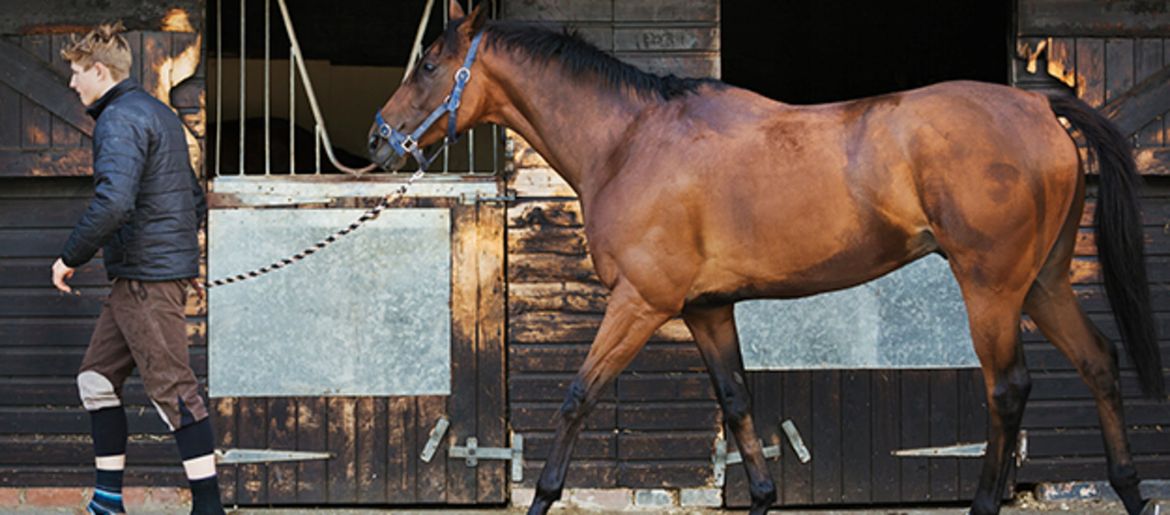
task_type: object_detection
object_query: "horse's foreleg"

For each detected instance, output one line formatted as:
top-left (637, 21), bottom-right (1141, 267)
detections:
top-left (962, 291), bottom-right (1032, 515)
top-left (528, 282), bottom-right (671, 515)
top-left (683, 305), bottom-right (776, 514)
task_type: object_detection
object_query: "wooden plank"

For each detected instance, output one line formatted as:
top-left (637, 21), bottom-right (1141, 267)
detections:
top-left (0, 467), bottom-right (187, 487)
top-left (614, 27), bottom-right (720, 52)
top-left (265, 398), bottom-right (297, 503)
top-left (356, 397), bottom-right (388, 503)
top-left (447, 205), bottom-right (478, 504)
top-left (1018, 0), bottom-right (1170, 37)
top-left (900, 370), bottom-right (931, 501)
top-left (235, 398), bottom-right (267, 504)
top-left (510, 402), bottom-right (616, 432)
top-left (49, 35), bottom-right (80, 148)
top-left (20, 36), bottom-right (52, 150)
top-left (871, 370), bottom-right (900, 503)
top-left (507, 200), bottom-right (583, 228)
top-left (1105, 38), bottom-right (1135, 106)
top-left (476, 203), bottom-right (508, 503)
top-left (508, 226), bottom-right (588, 255)
top-left (0, 259), bottom-right (107, 288)
top-left (1076, 38), bottom-right (1106, 108)
top-left (527, 431), bottom-right (615, 461)
top-left (1101, 64), bottom-right (1170, 138)
top-left (840, 370), bottom-right (872, 503)
top-left (0, 83), bottom-right (20, 148)
top-left (617, 402), bottom-right (718, 431)
top-left (212, 398), bottom-right (238, 505)
top-left (614, 1), bottom-right (720, 22)
top-left (781, 371), bottom-right (812, 505)
top-left (510, 312), bottom-right (691, 343)
top-left (499, 0), bottom-right (613, 22)
top-left (0, 1), bottom-right (204, 34)
top-left (0, 347), bottom-right (203, 377)
top-left (0, 197), bottom-right (90, 228)
top-left (141, 32), bottom-right (171, 105)
top-left (295, 397), bottom-right (327, 503)
top-left (509, 282), bottom-right (608, 316)
top-left (616, 431), bottom-right (705, 461)
top-left (617, 372), bottom-right (710, 402)
top-left (0, 320), bottom-right (95, 350)
top-left (415, 395), bottom-right (447, 503)
top-left (811, 371), bottom-right (842, 503)
top-left (510, 343), bottom-right (705, 373)
top-left (0, 39), bottom-right (93, 138)
top-left (958, 370), bottom-right (986, 499)
top-left (326, 397), bottom-right (358, 503)
top-left (386, 396), bottom-right (416, 503)
top-left (0, 290), bottom-right (106, 318)
top-left (929, 370), bottom-right (960, 501)
top-left (508, 253), bottom-right (598, 284)
top-left (1018, 456), bottom-right (1170, 483)
top-left (618, 461), bottom-right (710, 488)
top-left (125, 32), bottom-right (143, 85)
top-left (0, 149), bottom-right (91, 177)
top-left (1134, 39), bottom-right (1164, 147)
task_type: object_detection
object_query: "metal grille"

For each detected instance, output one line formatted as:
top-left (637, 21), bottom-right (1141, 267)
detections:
top-left (210, 0), bottom-right (503, 177)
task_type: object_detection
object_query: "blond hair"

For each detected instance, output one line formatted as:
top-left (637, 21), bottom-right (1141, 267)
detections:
top-left (61, 22), bottom-right (132, 81)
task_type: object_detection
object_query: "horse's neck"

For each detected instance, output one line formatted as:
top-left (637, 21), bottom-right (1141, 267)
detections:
top-left (486, 55), bottom-right (646, 201)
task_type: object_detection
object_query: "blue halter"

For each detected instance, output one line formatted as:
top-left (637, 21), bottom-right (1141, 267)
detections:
top-left (374, 32), bottom-right (485, 170)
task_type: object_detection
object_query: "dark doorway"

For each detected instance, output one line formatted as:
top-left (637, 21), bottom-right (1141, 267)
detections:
top-left (722, 0), bottom-right (1012, 104)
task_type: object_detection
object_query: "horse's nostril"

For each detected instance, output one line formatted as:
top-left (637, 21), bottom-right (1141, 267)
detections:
top-left (368, 134), bottom-right (379, 152)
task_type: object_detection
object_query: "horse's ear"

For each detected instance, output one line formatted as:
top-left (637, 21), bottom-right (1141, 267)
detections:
top-left (467, 1), bottom-right (489, 33)
top-left (448, 0), bottom-right (466, 21)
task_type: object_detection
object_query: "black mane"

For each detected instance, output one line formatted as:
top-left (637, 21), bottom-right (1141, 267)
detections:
top-left (482, 21), bottom-right (724, 101)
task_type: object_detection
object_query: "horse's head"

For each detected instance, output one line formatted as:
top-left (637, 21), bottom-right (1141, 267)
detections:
top-left (368, 0), bottom-right (491, 171)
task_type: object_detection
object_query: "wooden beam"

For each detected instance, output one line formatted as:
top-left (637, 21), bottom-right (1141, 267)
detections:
top-left (0, 39), bottom-right (93, 137)
top-left (0, 0), bottom-right (203, 34)
top-left (1101, 65), bottom-right (1170, 138)
top-left (1018, 0), bottom-right (1170, 37)
top-left (0, 149), bottom-right (90, 177)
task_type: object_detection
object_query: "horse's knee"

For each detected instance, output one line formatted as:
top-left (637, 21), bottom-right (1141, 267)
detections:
top-left (77, 371), bottom-right (121, 411)
top-left (990, 367), bottom-right (1031, 423)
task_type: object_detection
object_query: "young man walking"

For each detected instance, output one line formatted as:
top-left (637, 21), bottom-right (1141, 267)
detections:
top-left (50, 22), bottom-right (224, 515)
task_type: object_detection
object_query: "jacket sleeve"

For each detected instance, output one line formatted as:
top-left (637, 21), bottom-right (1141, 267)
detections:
top-left (59, 110), bottom-right (150, 267)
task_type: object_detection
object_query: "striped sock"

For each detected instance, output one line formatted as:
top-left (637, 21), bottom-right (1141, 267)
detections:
top-left (87, 481), bottom-right (124, 514)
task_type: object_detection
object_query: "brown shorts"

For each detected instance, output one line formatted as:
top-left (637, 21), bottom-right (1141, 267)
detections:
top-left (77, 278), bottom-right (207, 431)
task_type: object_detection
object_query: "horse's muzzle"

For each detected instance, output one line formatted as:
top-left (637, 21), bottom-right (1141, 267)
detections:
top-left (368, 134), bottom-right (407, 171)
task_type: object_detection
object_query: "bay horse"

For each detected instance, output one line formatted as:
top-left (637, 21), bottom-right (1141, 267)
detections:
top-left (370, 3), bottom-right (1164, 514)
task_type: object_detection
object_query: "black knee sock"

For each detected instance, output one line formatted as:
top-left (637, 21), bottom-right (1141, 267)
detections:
top-left (88, 407), bottom-right (127, 514)
top-left (174, 418), bottom-right (224, 515)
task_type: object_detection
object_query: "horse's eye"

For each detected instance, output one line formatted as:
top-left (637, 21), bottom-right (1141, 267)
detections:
top-left (422, 62), bottom-right (437, 73)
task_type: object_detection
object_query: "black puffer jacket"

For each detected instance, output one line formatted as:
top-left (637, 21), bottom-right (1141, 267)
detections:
top-left (60, 79), bottom-right (205, 281)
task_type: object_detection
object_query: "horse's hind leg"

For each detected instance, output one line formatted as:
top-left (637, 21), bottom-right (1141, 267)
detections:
top-left (1024, 264), bottom-right (1146, 514)
top-left (528, 281), bottom-right (672, 515)
top-left (683, 305), bottom-right (776, 514)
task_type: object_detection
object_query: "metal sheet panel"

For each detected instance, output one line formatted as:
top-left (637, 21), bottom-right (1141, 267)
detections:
top-left (737, 255), bottom-right (978, 370)
top-left (208, 208), bottom-right (451, 396)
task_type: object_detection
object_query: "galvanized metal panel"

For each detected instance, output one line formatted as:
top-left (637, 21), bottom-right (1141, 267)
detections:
top-left (737, 255), bottom-right (978, 370)
top-left (208, 208), bottom-right (451, 396)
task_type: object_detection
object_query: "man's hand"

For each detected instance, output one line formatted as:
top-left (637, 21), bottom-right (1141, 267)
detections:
top-left (52, 258), bottom-right (76, 294)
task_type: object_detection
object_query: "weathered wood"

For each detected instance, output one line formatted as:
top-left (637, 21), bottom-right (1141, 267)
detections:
top-left (1018, 0), bottom-right (1170, 37)
top-left (265, 398), bottom-right (297, 503)
top-left (510, 402), bottom-right (616, 432)
top-left (616, 372), bottom-right (713, 402)
top-left (519, 460), bottom-right (618, 488)
top-left (510, 343), bottom-right (705, 373)
top-left (614, 1), bottom-right (720, 22)
top-left (840, 370), bottom-right (872, 503)
top-left (0, 1), bottom-right (204, 34)
top-left (617, 461), bottom-right (710, 488)
top-left (1027, 428), bottom-right (1170, 456)
top-left (20, 36), bottom-right (52, 150)
top-left (617, 402), bottom-right (718, 431)
top-left (0, 149), bottom-right (91, 177)
top-left (929, 370), bottom-right (960, 500)
top-left (356, 397), bottom-right (388, 503)
top-left (1134, 38), bottom-right (1164, 147)
top-left (141, 32), bottom-right (171, 108)
top-left (0, 259), bottom-right (106, 288)
top-left (508, 226), bottom-right (588, 255)
top-left (476, 202), bottom-right (508, 503)
top-left (1101, 65), bottom-right (1170, 138)
top-left (617, 431), bottom-right (708, 461)
top-left (527, 431), bottom-right (615, 460)
top-left (781, 371), bottom-right (811, 505)
top-left (0, 290), bottom-right (106, 318)
top-left (385, 396), bottom-right (416, 503)
top-left (212, 397), bottom-right (238, 505)
top-left (510, 312), bottom-right (692, 343)
top-left (508, 253), bottom-right (598, 283)
top-left (500, 0), bottom-right (613, 22)
top-left (0, 83), bottom-right (21, 147)
top-left (614, 27), bottom-right (719, 52)
top-left (0, 39), bottom-right (93, 138)
top-left (415, 395), bottom-right (447, 503)
top-left (236, 398), bottom-right (267, 504)
top-left (507, 200), bottom-right (583, 228)
top-left (958, 370), bottom-right (987, 499)
top-left (326, 398), bottom-right (357, 503)
top-left (447, 204), bottom-right (479, 504)
top-left (1017, 456), bottom-right (1170, 483)
top-left (509, 282), bottom-right (608, 315)
top-left (616, 53), bottom-right (720, 79)
top-left (1076, 38), bottom-right (1105, 108)
top-left (900, 370), bottom-right (931, 501)
top-left (871, 371), bottom-right (900, 503)
top-left (810, 371), bottom-right (842, 503)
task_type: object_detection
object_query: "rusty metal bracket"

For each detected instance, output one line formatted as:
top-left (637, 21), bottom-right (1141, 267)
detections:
top-left (893, 430), bottom-right (1028, 467)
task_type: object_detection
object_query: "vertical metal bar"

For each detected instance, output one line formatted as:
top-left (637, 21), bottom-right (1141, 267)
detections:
top-left (238, 0), bottom-right (246, 175)
top-left (314, 123), bottom-right (321, 174)
top-left (441, 0), bottom-right (449, 174)
top-left (264, 0), bottom-right (270, 175)
top-left (289, 47), bottom-right (295, 174)
top-left (214, 0), bottom-right (222, 177)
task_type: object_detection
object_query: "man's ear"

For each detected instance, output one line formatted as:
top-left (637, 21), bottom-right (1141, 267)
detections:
top-left (92, 62), bottom-right (111, 81)
top-left (449, 0), bottom-right (466, 21)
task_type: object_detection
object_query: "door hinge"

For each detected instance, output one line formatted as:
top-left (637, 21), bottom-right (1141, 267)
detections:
top-left (215, 448), bottom-right (333, 464)
top-left (893, 430), bottom-right (1028, 467)
top-left (449, 433), bottom-right (525, 482)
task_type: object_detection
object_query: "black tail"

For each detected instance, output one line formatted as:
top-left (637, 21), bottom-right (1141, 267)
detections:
top-left (1048, 94), bottom-right (1164, 399)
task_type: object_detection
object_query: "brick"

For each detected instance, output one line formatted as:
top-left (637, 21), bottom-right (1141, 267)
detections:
top-left (680, 487), bottom-right (722, 507)
top-left (565, 488), bottom-right (632, 510)
top-left (634, 488), bottom-right (675, 506)
top-left (0, 488), bottom-right (23, 507)
top-left (23, 487), bottom-right (85, 508)
top-left (511, 487), bottom-right (535, 508)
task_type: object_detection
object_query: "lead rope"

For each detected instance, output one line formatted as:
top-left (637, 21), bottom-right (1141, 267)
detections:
top-left (200, 168), bottom-right (426, 290)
